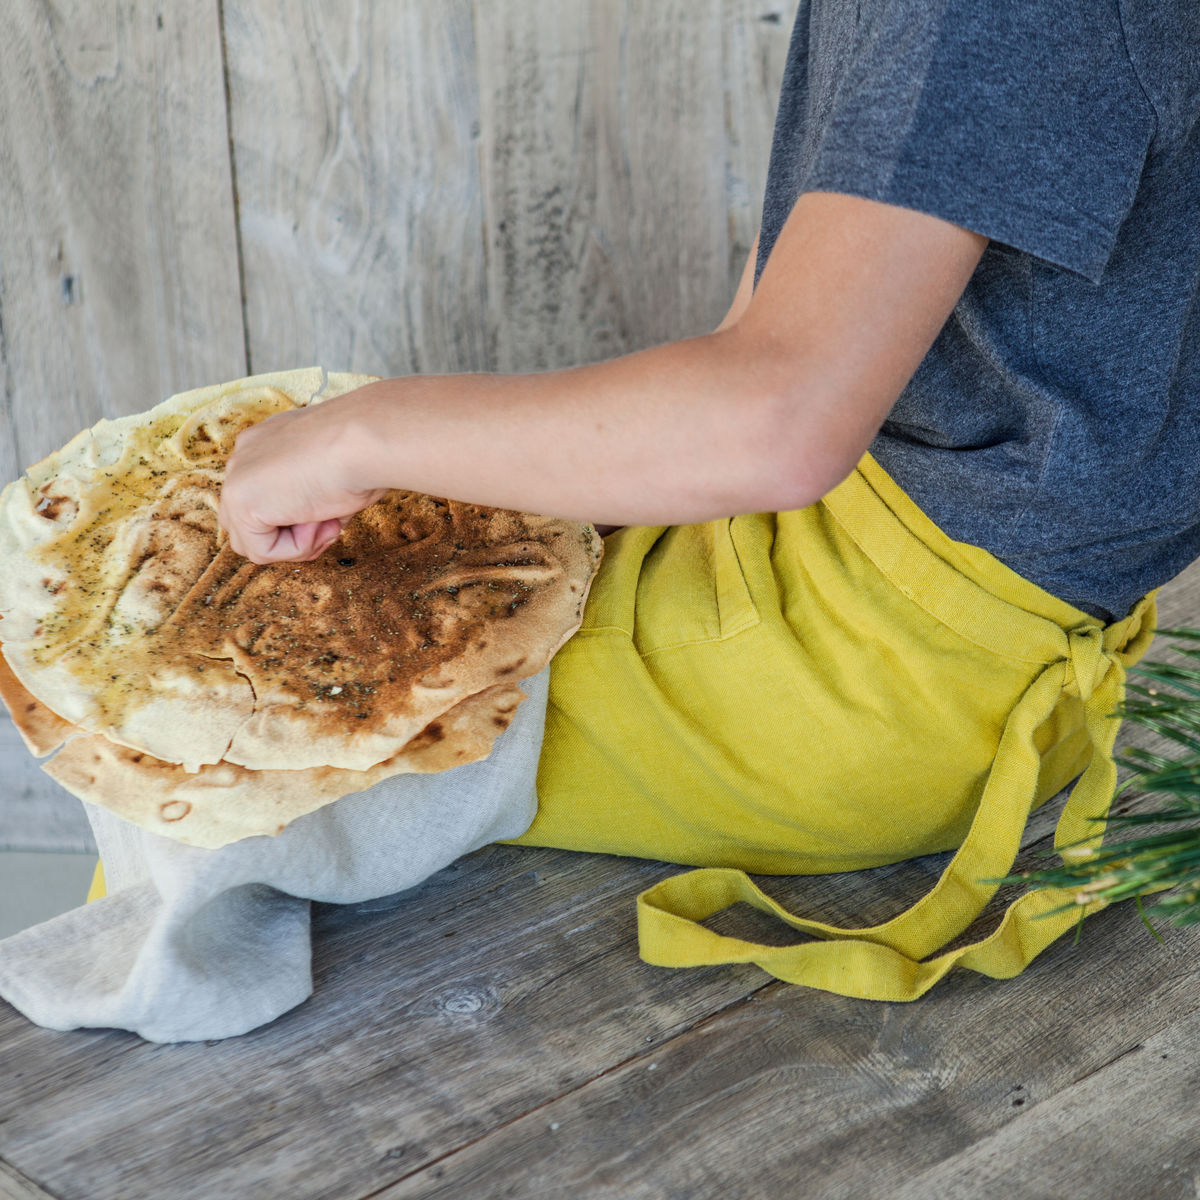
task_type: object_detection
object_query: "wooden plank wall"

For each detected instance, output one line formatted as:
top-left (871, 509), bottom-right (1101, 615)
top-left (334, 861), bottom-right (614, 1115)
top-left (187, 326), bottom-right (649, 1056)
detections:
top-left (0, 1), bottom-right (247, 851)
top-left (0, 1), bottom-right (792, 850)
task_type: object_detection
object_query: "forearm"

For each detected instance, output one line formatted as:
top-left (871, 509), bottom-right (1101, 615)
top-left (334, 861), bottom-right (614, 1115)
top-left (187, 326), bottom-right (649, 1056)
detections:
top-left (220, 194), bottom-right (986, 563)
top-left (329, 327), bottom-right (833, 527)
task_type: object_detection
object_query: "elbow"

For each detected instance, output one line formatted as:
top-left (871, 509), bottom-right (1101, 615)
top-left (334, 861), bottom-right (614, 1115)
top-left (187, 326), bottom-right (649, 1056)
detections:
top-left (742, 385), bottom-right (870, 514)
top-left (702, 325), bottom-right (894, 515)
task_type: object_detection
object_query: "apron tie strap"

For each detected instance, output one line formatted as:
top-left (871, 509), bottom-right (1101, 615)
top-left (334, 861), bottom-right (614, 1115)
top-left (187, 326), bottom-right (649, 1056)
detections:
top-left (1065, 624), bottom-right (1108, 703)
top-left (635, 599), bottom-right (1155, 1001)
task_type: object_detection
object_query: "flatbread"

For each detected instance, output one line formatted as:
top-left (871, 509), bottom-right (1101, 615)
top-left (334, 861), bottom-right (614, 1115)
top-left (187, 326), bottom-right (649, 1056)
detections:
top-left (0, 644), bottom-right (74, 757)
top-left (42, 682), bottom-right (528, 848)
top-left (0, 367), bottom-right (602, 846)
top-left (1, 622), bottom-right (529, 848)
top-left (0, 369), bottom-right (601, 773)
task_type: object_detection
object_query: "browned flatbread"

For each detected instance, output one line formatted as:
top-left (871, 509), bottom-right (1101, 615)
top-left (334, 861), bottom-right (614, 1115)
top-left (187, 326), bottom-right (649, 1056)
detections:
top-left (42, 682), bottom-right (528, 848)
top-left (0, 644), bottom-right (74, 757)
top-left (153, 492), bottom-right (599, 773)
top-left (0, 368), bottom-right (602, 846)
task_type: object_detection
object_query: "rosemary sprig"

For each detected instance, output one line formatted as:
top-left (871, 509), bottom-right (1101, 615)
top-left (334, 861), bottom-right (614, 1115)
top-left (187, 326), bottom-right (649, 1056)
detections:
top-left (1001, 626), bottom-right (1200, 931)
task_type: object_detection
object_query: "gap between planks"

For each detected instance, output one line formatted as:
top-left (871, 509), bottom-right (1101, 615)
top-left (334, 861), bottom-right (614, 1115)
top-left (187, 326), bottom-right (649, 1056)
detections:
top-left (215, 0), bottom-right (252, 377)
top-left (890, 1011), bottom-right (1200, 1199)
top-left (0, 1158), bottom-right (59, 1200)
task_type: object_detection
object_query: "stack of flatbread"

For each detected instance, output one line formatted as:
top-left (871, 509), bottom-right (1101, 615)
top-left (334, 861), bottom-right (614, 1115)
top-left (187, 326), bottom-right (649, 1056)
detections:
top-left (0, 368), bottom-right (601, 849)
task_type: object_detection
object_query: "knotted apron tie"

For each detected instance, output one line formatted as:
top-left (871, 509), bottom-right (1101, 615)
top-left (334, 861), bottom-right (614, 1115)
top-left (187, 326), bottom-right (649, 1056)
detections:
top-left (636, 596), bottom-right (1158, 1001)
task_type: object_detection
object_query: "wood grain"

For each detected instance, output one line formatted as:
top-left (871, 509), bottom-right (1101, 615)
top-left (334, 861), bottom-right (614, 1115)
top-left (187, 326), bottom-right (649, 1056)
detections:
top-left (373, 893), bottom-right (1200, 1199)
top-left (224, 0), bottom-right (488, 378)
top-left (226, 0), bottom-right (781, 382)
top-left (0, 846), bottom-right (754, 1200)
top-left (0, 0), bottom-right (245, 852)
top-left (0, 1158), bottom-right (58, 1200)
top-left (476, 0), bottom-right (734, 373)
top-left (0, 822), bottom-right (1062, 1200)
top-left (0, 1), bottom-right (244, 476)
top-left (890, 1010), bottom-right (1200, 1199)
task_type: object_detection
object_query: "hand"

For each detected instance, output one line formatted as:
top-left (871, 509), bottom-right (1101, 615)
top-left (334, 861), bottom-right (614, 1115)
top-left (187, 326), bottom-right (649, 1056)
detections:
top-left (217, 395), bottom-right (387, 564)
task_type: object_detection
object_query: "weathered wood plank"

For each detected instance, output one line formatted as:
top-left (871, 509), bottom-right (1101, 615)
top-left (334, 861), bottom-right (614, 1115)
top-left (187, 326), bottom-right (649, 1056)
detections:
top-left (0, 0), bottom-right (244, 476)
top-left (0, 846), bottom-right (748, 1200)
top-left (0, 1158), bottom-right (58, 1200)
top-left (890, 1011), bottom-right (1200, 1200)
top-left (228, 0), bottom-right (760, 382)
top-left (721, 1), bottom-right (794, 280)
top-left (476, 0), bottom-right (733, 373)
top-left (373, 900), bottom-right (1200, 1199)
top-left (1151, 556), bottom-right (1200, 628)
top-left (0, 0), bottom-right (245, 852)
top-left (0, 822), bottom-right (1039, 1200)
top-left (224, 0), bottom-right (487, 378)
top-left (226, 0), bottom-right (788, 384)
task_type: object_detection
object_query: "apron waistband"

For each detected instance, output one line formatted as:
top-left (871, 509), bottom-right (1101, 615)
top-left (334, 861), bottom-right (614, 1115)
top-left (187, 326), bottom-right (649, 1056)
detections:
top-left (828, 452), bottom-right (1155, 667)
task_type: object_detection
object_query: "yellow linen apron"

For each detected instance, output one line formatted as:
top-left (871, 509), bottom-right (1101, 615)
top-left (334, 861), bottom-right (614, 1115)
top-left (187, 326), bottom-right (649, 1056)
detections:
top-left (516, 450), bottom-right (1158, 1000)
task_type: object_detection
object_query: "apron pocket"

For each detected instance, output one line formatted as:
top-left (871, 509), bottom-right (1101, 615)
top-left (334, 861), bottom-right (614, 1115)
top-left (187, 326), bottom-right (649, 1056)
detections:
top-left (631, 519), bottom-right (760, 656)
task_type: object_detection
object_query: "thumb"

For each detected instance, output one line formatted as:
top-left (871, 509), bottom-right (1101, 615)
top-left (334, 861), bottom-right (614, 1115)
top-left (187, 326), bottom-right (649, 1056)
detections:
top-left (299, 518), bottom-right (347, 561)
top-left (268, 519), bottom-right (344, 562)
top-left (227, 518), bottom-right (335, 564)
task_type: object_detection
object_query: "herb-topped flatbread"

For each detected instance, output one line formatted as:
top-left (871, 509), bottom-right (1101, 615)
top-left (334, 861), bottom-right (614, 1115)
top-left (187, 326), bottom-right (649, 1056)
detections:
top-left (0, 368), bottom-right (601, 845)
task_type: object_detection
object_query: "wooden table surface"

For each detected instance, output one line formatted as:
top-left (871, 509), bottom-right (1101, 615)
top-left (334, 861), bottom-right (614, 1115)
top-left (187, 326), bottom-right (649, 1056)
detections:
top-left (5, 5), bottom-right (1200, 1197)
top-left (4, 562), bottom-right (1200, 1200)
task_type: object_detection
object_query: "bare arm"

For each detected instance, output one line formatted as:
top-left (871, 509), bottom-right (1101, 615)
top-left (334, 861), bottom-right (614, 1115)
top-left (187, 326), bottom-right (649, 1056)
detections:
top-left (219, 194), bottom-right (987, 562)
top-left (591, 234), bottom-right (758, 536)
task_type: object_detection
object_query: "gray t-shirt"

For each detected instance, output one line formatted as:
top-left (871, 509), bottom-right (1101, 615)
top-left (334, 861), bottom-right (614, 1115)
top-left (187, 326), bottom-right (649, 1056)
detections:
top-left (757, 0), bottom-right (1200, 622)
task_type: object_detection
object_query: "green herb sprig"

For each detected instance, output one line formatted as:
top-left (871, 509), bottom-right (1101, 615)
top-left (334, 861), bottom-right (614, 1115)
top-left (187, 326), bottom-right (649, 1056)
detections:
top-left (1004, 626), bottom-right (1200, 933)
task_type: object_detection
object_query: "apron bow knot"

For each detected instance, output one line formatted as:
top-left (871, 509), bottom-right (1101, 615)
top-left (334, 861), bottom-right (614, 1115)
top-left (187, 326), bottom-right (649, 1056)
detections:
top-left (1064, 624), bottom-right (1112, 704)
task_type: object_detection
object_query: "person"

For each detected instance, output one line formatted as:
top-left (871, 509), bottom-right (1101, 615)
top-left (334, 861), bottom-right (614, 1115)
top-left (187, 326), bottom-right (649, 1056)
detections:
top-left (216, 0), bottom-right (1199, 1000)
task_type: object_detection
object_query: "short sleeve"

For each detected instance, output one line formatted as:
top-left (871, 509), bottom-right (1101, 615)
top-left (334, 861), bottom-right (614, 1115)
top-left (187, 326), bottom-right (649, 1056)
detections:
top-left (804, 0), bottom-right (1155, 283)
